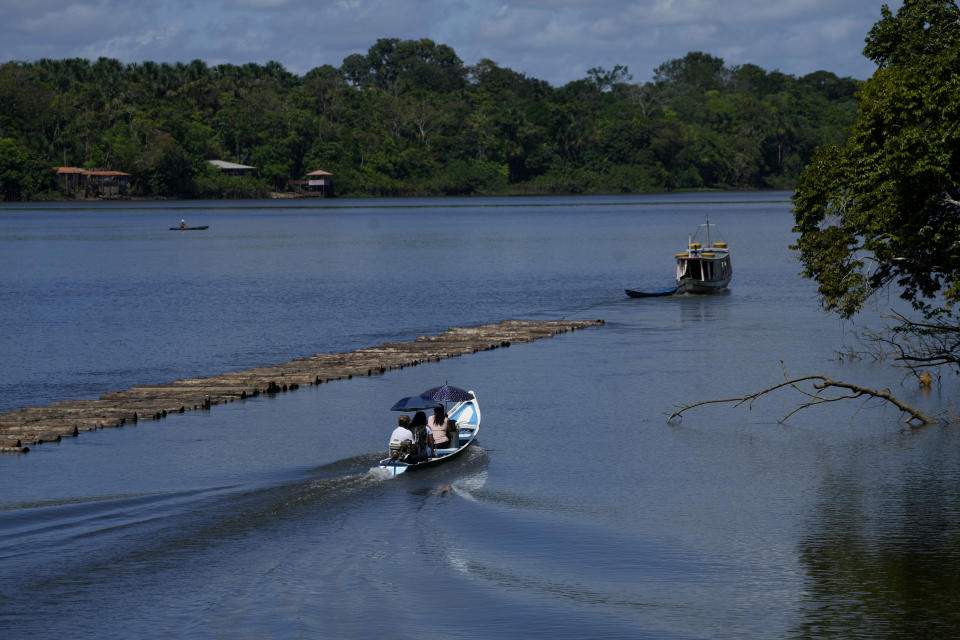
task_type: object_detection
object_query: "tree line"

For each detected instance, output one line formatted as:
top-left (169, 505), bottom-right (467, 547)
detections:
top-left (0, 41), bottom-right (861, 200)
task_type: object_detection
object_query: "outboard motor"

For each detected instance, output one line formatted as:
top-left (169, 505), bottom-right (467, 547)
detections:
top-left (389, 439), bottom-right (413, 461)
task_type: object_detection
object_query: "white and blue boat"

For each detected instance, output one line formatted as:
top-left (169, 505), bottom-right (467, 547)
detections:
top-left (378, 392), bottom-right (481, 477)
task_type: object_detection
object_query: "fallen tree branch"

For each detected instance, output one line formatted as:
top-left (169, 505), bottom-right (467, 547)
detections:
top-left (667, 361), bottom-right (938, 426)
top-left (862, 310), bottom-right (960, 375)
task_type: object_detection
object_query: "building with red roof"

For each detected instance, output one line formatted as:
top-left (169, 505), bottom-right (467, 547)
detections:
top-left (56, 167), bottom-right (131, 197)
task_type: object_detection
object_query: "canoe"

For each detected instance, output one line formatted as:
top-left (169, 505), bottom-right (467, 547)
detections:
top-left (625, 286), bottom-right (677, 298)
top-left (378, 394), bottom-right (481, 477)
top-left (169, 226), bottom-right (208, 230)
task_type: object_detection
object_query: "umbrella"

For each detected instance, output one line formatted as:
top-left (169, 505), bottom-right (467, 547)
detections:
top-left (390, 395), bottom-right (443, 412)
top-left (419, 385), bottom-right (474, 403)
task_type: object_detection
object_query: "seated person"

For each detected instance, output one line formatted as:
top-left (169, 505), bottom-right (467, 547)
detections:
top-left (428, 407), bottom-right (457, 450)
top-left (388, 414), bottom-right (415, 460)
top-left (409, 411), bottom-right (432, 462)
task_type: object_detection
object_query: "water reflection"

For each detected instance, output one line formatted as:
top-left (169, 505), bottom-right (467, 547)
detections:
top-left (675, 292), bottom-right (731, 325)
top-left (424, 466), bottom-right (489, 500)
top-left (397, 446), bottom-right (490, 501)
top-left (794, 428), bottom-right (960, 637)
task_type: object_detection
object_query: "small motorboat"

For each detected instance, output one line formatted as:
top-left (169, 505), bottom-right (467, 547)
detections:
top-left (379, 392), bottom-right (481, 477)
top-left (674, 215), bottom-right (731, 293)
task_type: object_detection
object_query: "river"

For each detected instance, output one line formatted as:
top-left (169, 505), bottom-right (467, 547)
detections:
top-left (2, 193), bottom-right (959, 639)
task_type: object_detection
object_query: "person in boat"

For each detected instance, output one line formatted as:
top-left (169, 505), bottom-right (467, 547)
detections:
top-left (179, 219), bottom-right (186, 229)
top-left (388, 414), bottom-right (415, 461)
top-left (428, 407), bottom-right (456, 450)
top-left (409, 411), bottom-right (432, 462)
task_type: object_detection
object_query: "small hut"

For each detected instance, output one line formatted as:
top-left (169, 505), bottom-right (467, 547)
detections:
top-left (285, 169), bottom-right (333, 197)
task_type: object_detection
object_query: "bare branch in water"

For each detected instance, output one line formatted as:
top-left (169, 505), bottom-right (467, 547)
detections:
top-left (667, 361), bottom-right (939, 427)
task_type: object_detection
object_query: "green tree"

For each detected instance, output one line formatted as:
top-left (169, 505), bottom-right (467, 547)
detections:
top-left (792, 0), bottom-right (960, 370)
top-left (0, 137), bottom-right (55, 200)
top-left (653, 52), bottom-right (726, 91)
top-left (134, 131), bottom-right (195, 196)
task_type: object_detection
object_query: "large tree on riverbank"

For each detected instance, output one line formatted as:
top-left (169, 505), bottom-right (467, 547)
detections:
top-left (673, 1), bottom-right (960, 427)
top-left (792, 0), bottom-right (960, 373)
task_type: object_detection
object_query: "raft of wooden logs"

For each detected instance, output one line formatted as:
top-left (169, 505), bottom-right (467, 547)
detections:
top-left (0, 319), bottom-right (603, 453)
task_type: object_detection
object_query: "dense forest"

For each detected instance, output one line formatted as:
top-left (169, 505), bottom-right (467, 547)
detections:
top-left (0, 39), bottom-right (861, 200)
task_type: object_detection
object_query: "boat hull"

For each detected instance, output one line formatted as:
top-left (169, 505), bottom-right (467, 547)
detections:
top-left (378, 395), bottom-right (481, 477)
top-left (169, 226), bottom-right (208, 230)
top-left (675, 274), bottom-right (731, 294)
top-left (675, 253), bottom-right (731, 294)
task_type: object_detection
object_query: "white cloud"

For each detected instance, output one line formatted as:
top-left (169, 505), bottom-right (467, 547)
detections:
top-left (81, 22), bottom-right (191, 61)
top-left (21, 2), bottom-right (128, 38)
top-left (0, 0), bottom-right (904, 83)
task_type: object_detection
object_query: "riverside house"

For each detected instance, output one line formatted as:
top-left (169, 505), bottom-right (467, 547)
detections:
top-left (208, 160), bottom-right (257, 176)
top-left (56, 167), bottom-right (131, 197)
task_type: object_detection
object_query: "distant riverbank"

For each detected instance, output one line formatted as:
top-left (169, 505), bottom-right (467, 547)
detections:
top-left (8, 184), bottom-right (791, 204)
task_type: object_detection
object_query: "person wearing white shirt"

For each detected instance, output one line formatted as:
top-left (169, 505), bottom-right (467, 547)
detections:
top-left (389, 414), bottom-right (415, 461)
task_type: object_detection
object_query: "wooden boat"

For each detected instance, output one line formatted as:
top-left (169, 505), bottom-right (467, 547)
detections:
top-left (169, 225), bottom-right (208, 230)
top-left (378, 393), bottom-right (481, 477)
top-left (674, 215), bottom-right (731, 294)
top-left (626, 216), bottom-right (730, 298)
top-left (625, 286), bottom-right (677, 298)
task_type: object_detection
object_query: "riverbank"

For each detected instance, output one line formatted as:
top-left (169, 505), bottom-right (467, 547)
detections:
top-left (0, 319), bottom-right (603, 453)
top-left (5, 185), bottom-right (781, 203)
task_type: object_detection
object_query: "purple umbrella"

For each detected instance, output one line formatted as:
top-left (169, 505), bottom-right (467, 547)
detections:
top-left (419, 385), bottom-right (474, 403)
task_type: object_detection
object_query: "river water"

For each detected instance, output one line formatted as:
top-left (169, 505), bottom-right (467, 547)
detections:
top-left (2, 193), bottom-right (959, 639)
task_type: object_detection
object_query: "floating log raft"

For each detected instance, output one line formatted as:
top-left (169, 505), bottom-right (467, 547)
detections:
top-left (0, 319), bottom-right (603, 452)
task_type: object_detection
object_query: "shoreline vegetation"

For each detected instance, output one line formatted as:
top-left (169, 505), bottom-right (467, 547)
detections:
top-left (0, 319), bottom-right (603, 454)
top-left (20, 184), bottom-right (778, 203)
top-left (1, 42), bottom-right (859, 202)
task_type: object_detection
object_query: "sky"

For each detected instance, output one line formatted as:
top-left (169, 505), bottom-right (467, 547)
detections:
top-left (0, 0), bottom-right (904, 85)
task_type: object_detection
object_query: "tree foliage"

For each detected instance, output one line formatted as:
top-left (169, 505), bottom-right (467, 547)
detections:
top-left (793, 1), bottom-right (960, 320)
top-left (0, 40), bottom-right (860, 201)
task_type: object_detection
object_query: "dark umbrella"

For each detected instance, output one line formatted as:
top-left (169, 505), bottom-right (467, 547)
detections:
top-left (390, 395), bottom-right (443, 412)
top-left (419, 385), bottom-right (474, 403)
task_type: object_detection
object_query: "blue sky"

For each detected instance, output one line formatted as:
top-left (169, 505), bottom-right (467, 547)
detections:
top-left (0, 1), bottom-right (903, 85)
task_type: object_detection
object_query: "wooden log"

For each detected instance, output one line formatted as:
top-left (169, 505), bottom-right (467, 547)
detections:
top-left (0, 319), bottom-right (603, 450)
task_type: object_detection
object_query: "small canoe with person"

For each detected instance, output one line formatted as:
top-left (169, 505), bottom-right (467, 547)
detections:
top-left (170, 219), bottom-right (209, 231)
top-left (379, 385), bottom-right (481, 477)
